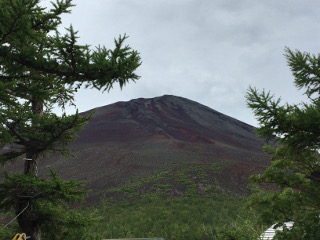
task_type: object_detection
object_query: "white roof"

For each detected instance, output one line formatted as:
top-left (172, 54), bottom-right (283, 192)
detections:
top-left (260, 222), bottom-right (293, 239)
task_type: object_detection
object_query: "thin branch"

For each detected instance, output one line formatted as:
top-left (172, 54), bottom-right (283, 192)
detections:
top-left (2, 201), bottom-right (29, 229)
top-left (4, 120), bottom-right (27, 145)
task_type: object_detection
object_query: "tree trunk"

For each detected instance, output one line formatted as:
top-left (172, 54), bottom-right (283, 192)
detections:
top-left (24, 151), bottom-right (38, 175)
top-left (16, 199), bottom-right (41, 240)
top-left (24, 98), bottom-right (43, 176)
top-left (15, 99), bottom-right (44, 240)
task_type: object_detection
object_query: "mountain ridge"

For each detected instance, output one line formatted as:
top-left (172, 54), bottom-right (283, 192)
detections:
top-left (2, 95), bottom-right (270, 204)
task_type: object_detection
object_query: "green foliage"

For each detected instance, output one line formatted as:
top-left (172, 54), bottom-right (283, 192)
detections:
top-left (86, 194), bottom-right (262, 240)
top-left (0, 0), bottom-right (140, 238)
top-left (0, 208), bottom-right (101, 240)
top-left (0, 168), bottom-right (85, 211)
top-left (0, 110), bottom-right (93, 165)
top-left (0, 172), bottom-right (266, 240)
top-left (0, 0), bottom-right (141, 165)
top-left (106, 162), bottom-right (229, 200)
top-left (41, 208), bottom-right (101, 240)
top-left (0, 169), bottom-right (88, 238)
top-left (0, 219), bottom-right (20, 240)
top-left (246, 48), bottom-right (320, 238)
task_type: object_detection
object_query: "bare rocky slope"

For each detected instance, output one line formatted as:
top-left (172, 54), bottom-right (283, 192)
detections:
top-left (2, 95), bottom-right (270, 203)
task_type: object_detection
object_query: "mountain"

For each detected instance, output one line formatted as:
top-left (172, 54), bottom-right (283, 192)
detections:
top-left (2, 95), bottom-right (270, 203)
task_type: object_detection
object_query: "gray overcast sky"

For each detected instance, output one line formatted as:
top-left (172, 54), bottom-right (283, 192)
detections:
top-left (42, 0), bottom-right (320, 126)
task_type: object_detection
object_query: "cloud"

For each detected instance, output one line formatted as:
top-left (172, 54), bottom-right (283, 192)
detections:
top-left (40, 0), bottom-right (320, 126)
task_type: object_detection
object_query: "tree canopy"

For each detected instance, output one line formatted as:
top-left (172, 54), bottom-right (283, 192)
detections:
top-left (0, 0), bottom-right (141, 239)
top-left (246, 48), bottom-right (320, 239)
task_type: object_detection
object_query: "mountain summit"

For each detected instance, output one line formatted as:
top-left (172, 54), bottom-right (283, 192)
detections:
top-left (4, 95), bottom-right (270, 203)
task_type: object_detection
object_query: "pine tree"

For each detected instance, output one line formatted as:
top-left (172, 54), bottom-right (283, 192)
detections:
top-left (246, 48), bottom-right (320, 239)
top-left (0, 0), bottom-right (141, 239)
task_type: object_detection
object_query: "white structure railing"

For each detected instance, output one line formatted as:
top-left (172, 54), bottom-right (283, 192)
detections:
top-left (259, 222), bottom-right (293, 239)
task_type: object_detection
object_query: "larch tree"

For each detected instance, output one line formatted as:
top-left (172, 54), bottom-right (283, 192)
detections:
top-left (0, 0), bottom-right (141, 239)
top-left (246, 48), bottom-right (320, 239)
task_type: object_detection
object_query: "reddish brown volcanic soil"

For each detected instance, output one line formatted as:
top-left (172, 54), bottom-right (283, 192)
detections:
top-left (1, 95), bottom-right (270, 203)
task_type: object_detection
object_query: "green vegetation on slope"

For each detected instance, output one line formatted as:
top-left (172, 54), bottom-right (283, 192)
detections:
top-left (88, 194), bottom-right (262, 240)
top-left (87, 163), bottom-right (265, 240)
top-left (1, 169), bottom-right (267, 240)
top-left (103, 162), bottom-right (244, 202)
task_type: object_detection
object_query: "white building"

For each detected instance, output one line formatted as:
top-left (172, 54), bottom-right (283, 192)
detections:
top-left (260, 222), bottom-right (293, 239)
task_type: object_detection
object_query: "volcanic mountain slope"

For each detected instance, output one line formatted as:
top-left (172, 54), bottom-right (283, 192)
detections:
top-left (3, 95), bottom-right (270, 203)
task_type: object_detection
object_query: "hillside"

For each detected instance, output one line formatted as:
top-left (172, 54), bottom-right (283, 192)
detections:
top-left (2, 95), bottom-right (270, 203)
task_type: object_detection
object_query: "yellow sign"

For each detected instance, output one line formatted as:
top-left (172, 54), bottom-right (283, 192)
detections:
top-left (12, 233), bottom-right (27, 240)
